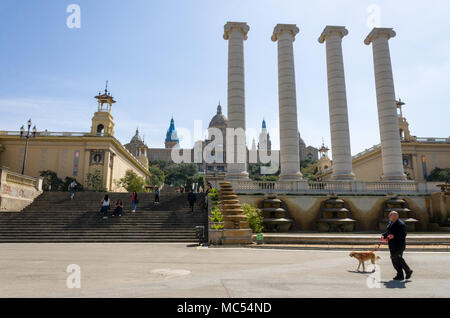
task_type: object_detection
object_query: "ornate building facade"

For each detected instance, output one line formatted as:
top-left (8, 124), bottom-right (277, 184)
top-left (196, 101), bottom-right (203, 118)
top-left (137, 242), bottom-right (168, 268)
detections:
top-left (0, 87), bottom-right (151, 191)
top-left (318, 100), bottom-right (450, 181)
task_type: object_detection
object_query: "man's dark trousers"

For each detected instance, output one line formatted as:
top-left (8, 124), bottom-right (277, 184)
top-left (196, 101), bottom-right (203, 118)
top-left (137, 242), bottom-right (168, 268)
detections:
top-left (390, 249), bottom-right (411, 278)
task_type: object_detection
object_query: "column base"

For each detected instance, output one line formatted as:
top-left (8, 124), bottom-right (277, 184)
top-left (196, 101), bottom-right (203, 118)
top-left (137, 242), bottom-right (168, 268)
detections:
top-left (279, 172), bottom-right (303, 181)
top-left (381, 173), bottom-right (408, 181)
top-left (332, 172), bottom-right (355, 181)
top-left (225, 171), bottom-right (249, 180)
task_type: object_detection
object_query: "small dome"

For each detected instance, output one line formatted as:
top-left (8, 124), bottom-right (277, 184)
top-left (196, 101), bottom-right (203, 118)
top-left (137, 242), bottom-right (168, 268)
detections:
top-left (298, 132), bottom-right (306, 147)
top-left (209, 104), bottom-right (228, 128)
top-left (130, 129), bottom-right (145, 146)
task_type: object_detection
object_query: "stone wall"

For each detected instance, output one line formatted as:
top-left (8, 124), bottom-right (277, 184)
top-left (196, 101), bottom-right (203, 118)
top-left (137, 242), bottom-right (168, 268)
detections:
top-left (0, 167), bottom-right (42, 212)
top-left (237, 193), bottom-right (432, 231)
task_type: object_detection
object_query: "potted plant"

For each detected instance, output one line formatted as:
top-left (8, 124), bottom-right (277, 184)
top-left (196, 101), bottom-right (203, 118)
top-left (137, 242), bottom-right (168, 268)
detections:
top-left (242, 204), bottom-right (264, 244)
top-left (208, 206), bottom-right (224, 245)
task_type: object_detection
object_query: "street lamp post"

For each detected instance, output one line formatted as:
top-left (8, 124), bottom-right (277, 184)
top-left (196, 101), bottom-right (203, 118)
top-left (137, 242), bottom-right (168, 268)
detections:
top-left (20, 119), bottom-right (37, 175)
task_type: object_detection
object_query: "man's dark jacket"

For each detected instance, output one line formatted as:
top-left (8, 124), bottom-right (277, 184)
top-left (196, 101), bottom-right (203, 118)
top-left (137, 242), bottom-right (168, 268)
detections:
top-left (383, 219), bottom-right (407, 251)
top-left (187, 192), bottom-right (196, 203)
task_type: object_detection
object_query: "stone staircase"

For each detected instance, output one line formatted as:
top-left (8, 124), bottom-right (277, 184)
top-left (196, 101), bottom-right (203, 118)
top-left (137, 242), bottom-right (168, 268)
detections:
top-left (0, 190), bottom-right (207, 243)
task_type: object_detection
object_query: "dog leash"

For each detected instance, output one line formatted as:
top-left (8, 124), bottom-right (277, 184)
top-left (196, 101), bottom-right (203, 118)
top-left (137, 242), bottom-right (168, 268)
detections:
top-left (372, 237), bottom-right (389, 252)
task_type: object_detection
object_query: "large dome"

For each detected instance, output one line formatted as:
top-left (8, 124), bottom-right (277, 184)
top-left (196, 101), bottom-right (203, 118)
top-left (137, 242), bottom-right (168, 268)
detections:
top-left (209, 104), bottom-right (228, 128)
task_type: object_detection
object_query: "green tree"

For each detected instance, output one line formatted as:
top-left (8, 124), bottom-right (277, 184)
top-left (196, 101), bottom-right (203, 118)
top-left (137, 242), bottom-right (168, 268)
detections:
top-left (427, 168), bottom-right (450, 183)
top-left (149, 165), bottom-right (165, 187)
top-left (39, 170), bottom-right (63, 191)
top-left (300, 159), bottom-right (318, 181)
top-left (63, 177), bottom-right (83, 192)
top-left (165, 163), bottom-right (199, 186)
top-left (117, 170), bottom-right (146, 192)
top-left (248, 163), bottom-right (280, 181)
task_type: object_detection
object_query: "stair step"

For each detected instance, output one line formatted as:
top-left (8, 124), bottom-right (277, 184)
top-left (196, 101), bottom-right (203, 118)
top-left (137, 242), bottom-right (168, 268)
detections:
top-left (0, 191), bottom-right (208, 243)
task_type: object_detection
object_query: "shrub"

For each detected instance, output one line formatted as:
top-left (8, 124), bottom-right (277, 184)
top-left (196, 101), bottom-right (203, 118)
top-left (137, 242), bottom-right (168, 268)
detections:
top-left (208, 188), bottom-right (219, 202)
top-left (242, 204), bottom-right (264, 233)
top-left (39, 170), bottom-right (63, 191)
top-left (209, 206), bottom-right (224, 230)
top-left (86, 170), bottom-right (104, 192)
top-left (63, 177), bottom-right (83, 192)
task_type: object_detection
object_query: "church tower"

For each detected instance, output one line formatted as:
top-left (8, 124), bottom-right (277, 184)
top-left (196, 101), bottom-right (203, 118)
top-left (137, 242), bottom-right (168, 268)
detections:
top-left (397, 99), bottom-right (413, 141)
top-left (317, 140), bottom-right (332, 173)
top-left (258, 119), bottom-right (272, 155)
top-left (165, 117), bottom-right (180, 148)
top-left (91, 81), bottom-right (116, 137)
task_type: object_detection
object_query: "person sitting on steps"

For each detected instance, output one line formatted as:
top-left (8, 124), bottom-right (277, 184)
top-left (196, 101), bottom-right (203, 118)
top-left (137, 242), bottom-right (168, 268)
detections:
top-left (113, 199), bottom-right (123, 217)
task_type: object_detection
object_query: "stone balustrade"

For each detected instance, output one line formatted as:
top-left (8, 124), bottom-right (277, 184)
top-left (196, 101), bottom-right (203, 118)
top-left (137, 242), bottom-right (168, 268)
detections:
top-left (231, 179), bottom-right (440, 195)
top-left (0, 167), bottom-right (43, 211)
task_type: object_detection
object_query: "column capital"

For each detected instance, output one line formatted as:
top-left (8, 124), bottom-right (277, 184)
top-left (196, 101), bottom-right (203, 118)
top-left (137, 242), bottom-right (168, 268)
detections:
top-left (223, 22), bottom-right (250, 40)
top-left (318, 25), bottom-right (348, 43)
top-left (364, 27), bottom-right (396, 45)
top-left (271, 24), bottom-right (299, 42)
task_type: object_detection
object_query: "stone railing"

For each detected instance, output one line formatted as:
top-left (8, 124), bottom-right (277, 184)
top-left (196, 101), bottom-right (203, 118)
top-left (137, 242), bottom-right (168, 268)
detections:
top-left (0, 131), bottom-right (89, 137)
top-left (231, 180), bottom-right (440, 195)
top-left (414, 137), bottom-right (450, 143)
top-left (0, 167), bottom-right (43, 211)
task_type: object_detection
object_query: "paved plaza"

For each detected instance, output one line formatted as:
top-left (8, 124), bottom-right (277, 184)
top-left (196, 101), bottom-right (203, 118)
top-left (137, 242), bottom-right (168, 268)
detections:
top-left (0, 243), bottom-right (449, 298)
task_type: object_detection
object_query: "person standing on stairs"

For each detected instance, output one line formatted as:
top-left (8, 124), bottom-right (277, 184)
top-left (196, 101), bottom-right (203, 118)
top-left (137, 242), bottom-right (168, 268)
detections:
top-left (131, 191), bottom-right (138, 213)
top-left (101, 195), bottom-right (110, 219)
top-left (187, 190), bottom-right (196, 213)
top-left (154, 186), bottom-right (160, 205)
top-left (68, 180), bottom-right (77, 200)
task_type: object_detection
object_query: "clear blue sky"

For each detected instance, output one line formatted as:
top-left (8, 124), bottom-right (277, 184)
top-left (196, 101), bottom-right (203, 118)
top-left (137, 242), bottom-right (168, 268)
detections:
top-left (0, 0), bottom-right (449, 156)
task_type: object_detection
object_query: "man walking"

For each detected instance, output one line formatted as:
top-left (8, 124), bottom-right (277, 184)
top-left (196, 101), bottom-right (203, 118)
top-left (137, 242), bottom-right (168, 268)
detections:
top-left (382, 211), bottom-right (413, 281)
top-left (68, 180), bottom-right (77, 200)
top-left (154, 186), bottom-right (160, 205)
top-left (187, 190), bottom-right (196, 213)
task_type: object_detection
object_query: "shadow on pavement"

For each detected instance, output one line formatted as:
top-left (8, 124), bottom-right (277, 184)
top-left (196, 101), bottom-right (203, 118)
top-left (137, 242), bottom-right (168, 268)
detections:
top-left (382, 280), bottom-right (412, 289)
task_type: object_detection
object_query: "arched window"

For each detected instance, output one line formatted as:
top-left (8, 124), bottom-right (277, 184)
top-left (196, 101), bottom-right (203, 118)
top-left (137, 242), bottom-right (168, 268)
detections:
top-left (97, 124), bottom-right (105, 136)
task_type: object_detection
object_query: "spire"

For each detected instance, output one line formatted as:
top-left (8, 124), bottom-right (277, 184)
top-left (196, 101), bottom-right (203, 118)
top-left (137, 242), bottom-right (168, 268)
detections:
top-left (217, 102), bottom-right (222, 115)
top-left (262, 118), bottom-right (267, 129)
top-left (166, 116), bottom-right (179, 143)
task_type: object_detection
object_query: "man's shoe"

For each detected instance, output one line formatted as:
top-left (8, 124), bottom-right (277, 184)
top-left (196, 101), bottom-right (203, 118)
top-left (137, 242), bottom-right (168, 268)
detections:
top-left (393, 275), bottom-right (404, 281)
top-left (405, 270), bottom-right (413, 279)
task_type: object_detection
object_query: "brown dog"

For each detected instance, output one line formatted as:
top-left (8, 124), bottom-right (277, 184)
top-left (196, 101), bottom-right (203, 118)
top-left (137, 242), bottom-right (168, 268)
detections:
top-left (349, 251), bottom-right (381, 272)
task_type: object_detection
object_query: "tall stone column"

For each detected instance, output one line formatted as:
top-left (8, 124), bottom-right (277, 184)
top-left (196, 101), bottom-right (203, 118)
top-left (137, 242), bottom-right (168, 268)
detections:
top-left (272, 24), bottom-right (302, 181)
top-left (365, 28), bottom-right (406, 181)
top-left (318, 26), bottom-right (355, 181)
top-left (223, 22), bottom-right (249, 180)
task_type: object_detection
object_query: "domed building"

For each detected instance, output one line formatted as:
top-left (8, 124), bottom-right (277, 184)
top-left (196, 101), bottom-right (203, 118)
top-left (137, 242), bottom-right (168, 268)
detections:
top-left (299, 132), bottom-right (319, 161)
top-left (202, 103), bottom-right (228, 178)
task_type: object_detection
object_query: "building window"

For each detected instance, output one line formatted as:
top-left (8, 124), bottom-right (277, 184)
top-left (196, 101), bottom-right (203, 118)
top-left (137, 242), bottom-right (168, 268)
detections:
top-left (421, 155), bottom-right (428, 179)
top-left (73, 150), bottom-right (80, 176)
top-left (97, 124), bottom-right (104, 136)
